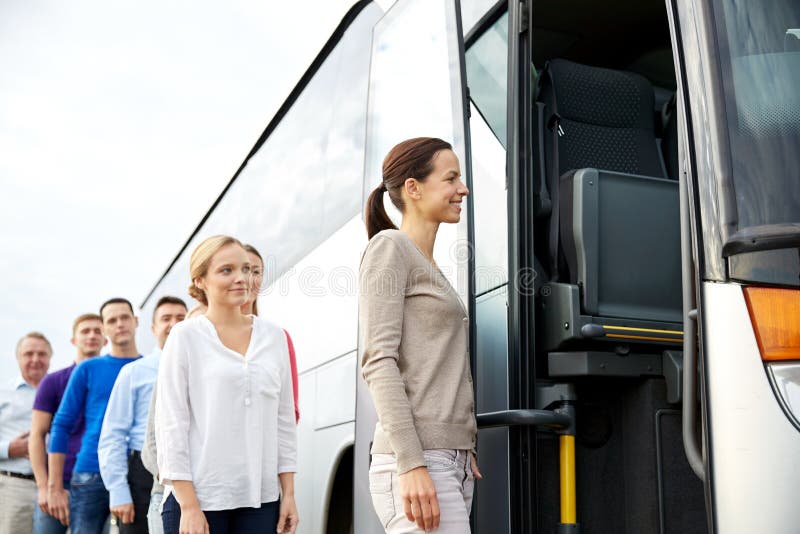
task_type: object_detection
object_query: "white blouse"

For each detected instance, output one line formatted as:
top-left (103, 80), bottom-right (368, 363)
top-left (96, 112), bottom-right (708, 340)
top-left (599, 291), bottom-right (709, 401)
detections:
top-left (155, 315), bottom-right (297, 511)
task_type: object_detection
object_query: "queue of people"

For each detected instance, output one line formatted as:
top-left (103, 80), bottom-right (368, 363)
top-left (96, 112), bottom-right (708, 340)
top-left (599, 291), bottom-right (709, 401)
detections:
top-left (2, 136), bottom-right (478, 534)
top-left (0, 240), bottom-right (300, 534)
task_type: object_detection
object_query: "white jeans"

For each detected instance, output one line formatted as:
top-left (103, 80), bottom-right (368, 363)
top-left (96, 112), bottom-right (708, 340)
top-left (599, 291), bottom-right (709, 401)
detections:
top-left (369, 449), bottom-right (474, 533)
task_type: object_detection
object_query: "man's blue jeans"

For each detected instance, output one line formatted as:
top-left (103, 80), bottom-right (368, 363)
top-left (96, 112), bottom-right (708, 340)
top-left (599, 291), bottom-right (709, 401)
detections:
top-left (33, 504), bottom-right (67, 534)
top-left (70, 472), bottom-right (109, 534)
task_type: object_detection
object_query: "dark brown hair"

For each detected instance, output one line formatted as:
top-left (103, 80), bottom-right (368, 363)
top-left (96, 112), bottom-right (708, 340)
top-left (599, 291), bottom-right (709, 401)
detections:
top-left (152, 296), bottom-right (188, 321)
top-left (243, 244), bottom-right (263, 316)
top-left (365, 137), bottom-right (452, 239)
top-left (99, 298), bottom-right (134, 322)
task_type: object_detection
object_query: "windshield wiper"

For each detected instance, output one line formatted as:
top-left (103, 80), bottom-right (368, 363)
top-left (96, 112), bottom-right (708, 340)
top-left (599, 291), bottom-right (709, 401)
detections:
top-left (723, 223), bottom-right (800, 257)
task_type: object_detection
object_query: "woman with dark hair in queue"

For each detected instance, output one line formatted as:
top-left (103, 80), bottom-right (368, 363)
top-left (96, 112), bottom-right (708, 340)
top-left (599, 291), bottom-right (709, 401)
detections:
top-left (242, 244), bottom-right (300, 423)
top-left (155, 235), bottom-right (299, 534)
top-left (359, 137), bottom-right (481, 533)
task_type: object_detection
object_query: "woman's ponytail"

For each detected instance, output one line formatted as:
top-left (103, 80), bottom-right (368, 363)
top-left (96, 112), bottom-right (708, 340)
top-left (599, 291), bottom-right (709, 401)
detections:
top-left (365, 183), bottom-right (397, 239)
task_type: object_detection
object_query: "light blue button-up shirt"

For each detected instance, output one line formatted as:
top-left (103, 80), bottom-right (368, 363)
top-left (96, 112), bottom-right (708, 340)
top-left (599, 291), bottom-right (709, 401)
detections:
top-left (0, 375), bottom-right (36, 474)
top-left (98, 350), bottom-right (160, 507)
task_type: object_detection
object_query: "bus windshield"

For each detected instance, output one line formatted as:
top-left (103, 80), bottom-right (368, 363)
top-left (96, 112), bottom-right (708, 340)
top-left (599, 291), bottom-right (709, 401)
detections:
top-left (712, 0), bottom-right (800, 230)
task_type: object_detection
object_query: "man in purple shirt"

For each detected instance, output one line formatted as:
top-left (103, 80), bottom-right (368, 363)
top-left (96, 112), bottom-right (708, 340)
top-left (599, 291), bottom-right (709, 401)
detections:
top-left (28, 314), bottom-right (105, 533)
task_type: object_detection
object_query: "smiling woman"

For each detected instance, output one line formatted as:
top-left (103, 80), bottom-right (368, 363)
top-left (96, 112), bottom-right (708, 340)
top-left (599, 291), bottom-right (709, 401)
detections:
top-left (359, 137), bottom-right (478, 533)
top-left (186, 235), bottom-right (250, 308)
top-left (154, 234), bottom-right (299, 534)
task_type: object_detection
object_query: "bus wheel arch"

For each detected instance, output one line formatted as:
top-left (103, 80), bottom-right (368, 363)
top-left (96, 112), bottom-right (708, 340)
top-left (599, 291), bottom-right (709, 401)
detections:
top-left (324, 444), bottom-right (354, 534)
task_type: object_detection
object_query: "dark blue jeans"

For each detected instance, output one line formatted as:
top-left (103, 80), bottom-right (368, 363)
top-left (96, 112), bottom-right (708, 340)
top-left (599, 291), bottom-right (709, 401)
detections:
top-left (33, 503), bottom-right (67, 534)
top-left (162, 493), bottom-right (279, 534)
top-left (70, 472), bottom-right (109, 534)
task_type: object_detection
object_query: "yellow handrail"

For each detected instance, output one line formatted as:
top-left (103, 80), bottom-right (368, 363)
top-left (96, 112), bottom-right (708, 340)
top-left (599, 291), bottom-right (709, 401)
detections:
top-left (559, 434), bottom-right (577, 524)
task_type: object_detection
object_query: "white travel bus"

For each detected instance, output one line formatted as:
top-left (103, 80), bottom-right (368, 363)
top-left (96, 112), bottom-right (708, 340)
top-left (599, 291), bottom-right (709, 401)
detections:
top-left (141, 0), bottom-right (800, 532)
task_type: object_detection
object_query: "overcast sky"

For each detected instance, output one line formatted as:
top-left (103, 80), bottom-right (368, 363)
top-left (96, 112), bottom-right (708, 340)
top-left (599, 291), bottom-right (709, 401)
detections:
top-left (0, 0), bottom-right (358, 380)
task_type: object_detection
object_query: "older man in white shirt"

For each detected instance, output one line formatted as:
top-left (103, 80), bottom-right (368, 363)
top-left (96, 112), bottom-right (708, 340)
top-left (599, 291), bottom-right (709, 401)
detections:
top-left (0, 332), bottom-right (52, 534)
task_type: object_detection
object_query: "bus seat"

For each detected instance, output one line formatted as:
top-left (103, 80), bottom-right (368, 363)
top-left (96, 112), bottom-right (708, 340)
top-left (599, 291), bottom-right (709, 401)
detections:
top-left (536, 59), bottom-right (683, 355)
top-left (537, 59), bottom-right (668, 282)
top-left (559, 168), bottom-right (681, 322)
top-left (538, 59), bottom-right (666, 182)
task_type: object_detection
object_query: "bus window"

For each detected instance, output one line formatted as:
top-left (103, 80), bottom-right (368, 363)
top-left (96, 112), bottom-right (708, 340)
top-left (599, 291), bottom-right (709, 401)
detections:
top-left (713, 0), bottom-right (800, 228)
top-left (710, 0), bottom-right (800, 286)
top-left (465, 11), bottom-right (509, 293)
top-left (465, 12), bottom-right (509, 148)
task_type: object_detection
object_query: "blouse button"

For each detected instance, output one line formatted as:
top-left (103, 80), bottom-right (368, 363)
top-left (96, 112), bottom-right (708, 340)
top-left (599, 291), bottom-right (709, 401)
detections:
top-left (244, 397), bottom-right (251, 407)
top-left (462, 317), bottom-right (468, 323)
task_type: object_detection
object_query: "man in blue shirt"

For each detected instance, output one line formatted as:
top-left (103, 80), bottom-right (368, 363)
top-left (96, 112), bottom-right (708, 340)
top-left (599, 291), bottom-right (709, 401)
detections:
top-left (98, 296), bottom-right (186, 534)
top-left (48, 298), bottom-right (142, 533)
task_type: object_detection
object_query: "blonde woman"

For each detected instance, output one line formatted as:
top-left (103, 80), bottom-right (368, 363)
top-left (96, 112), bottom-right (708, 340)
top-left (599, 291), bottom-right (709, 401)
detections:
top-left (360, 137), bottom-right (481, 533)
top-left (155, 235), bottom-right (298, 534)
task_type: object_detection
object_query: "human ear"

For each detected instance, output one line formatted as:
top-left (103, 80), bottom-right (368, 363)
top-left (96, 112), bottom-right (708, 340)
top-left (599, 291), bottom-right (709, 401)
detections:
top-left (404, 177), bottom-right (422, 200)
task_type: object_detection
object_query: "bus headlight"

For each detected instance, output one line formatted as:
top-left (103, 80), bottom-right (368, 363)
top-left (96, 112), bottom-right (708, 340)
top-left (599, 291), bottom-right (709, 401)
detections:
top-left (767, 363), bottom-right (800, 430)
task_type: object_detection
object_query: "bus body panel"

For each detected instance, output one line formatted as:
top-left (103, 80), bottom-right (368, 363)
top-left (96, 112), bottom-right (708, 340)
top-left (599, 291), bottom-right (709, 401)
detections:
top-left (702, 282), bottom-right (800, 533)
top-left (304, 420), bottom-right (354, 533)
top-left (295, 372), bottom-right (354, 534)
top-left (259, 215), bottom-right (363, 374)
top-left (676, 0), bottom-right (800, 528)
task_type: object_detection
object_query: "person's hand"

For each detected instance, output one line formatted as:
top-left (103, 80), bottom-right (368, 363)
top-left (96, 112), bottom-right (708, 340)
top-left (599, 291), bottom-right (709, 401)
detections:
top-left (111, 502), bottom-right (135, 525)
top-left (277, 494), bottom-right (299, 533)
top-left (36, 486), bottom-right (50, 515)
top-left (8, 431), bottom-right (30, 458)
top-left (48, 486), bottom-right (70, 526)
top-left (471, 452), bottom-right (483, 480)
top-left (398, 466), bottom-right (439, 531)
top-left (179, 504), bottom-right (209, 534)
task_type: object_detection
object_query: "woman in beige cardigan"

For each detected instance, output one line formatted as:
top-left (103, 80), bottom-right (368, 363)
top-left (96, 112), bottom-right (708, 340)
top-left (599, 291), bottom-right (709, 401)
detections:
top-left (359, 137), bottom-right (482, 533)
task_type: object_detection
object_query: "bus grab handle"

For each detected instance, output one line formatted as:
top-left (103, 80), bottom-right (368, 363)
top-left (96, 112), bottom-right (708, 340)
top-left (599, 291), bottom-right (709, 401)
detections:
top-left (679, 153), bottom-right (705, 481)
top-left (476, 409), bottom-right (571, 430)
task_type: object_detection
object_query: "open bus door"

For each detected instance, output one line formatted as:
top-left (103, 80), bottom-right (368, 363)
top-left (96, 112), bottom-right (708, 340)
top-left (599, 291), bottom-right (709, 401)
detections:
top-left (353, 1), bottom-right (579, 532)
